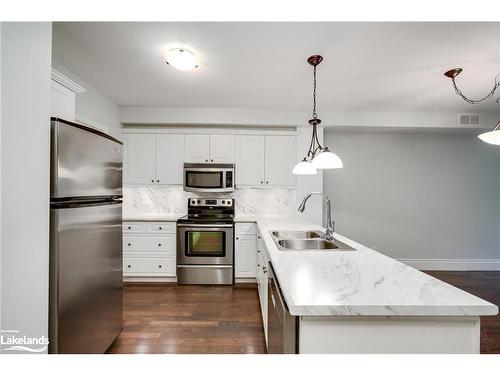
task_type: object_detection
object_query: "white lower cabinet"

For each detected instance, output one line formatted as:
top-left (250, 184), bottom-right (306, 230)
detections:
top-left (123, 221), bottom-right (177, 278)
top-left (256, 227), bottom-right (269, 346)
top-left (234, 223), bottom-right (257, 278)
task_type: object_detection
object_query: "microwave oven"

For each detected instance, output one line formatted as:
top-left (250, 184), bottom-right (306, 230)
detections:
top-left (183, 163), bottom-right (235, 193)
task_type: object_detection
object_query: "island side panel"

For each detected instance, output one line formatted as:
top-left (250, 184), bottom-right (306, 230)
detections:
top-left (299, 316), bottom-right (480, 354)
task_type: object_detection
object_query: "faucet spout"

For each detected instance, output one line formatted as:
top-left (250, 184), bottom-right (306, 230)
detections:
top-left (297, 192), bottom-right (335, 240)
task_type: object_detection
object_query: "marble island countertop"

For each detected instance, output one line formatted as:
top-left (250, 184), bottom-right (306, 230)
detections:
top-left (256, 216), bottom-right (499, 317)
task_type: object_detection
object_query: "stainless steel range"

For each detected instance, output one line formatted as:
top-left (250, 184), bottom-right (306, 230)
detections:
top-left (177, 198), bottom-right (234, 285)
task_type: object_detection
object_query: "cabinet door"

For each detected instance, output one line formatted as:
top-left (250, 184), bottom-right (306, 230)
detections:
top-left (235, 135), bottom-right (265, 186)
top-left (50, 80), bottom-right (76, 121)
top-left (156, 134), bottom-right (185, 184)
top-left (185, 134), bottom-right (210, 163)
top-left (209, 134), bottom-right (235, 163)
top-left (264, 135), bottom-right (296, 186)
top-left (124, 134), bottom-right (157, 184)
top-left (235, 234), bottom-right (257, 278)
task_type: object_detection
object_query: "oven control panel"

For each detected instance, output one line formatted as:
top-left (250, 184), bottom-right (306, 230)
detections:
top-left (188, 198), bottom-right (234, 207)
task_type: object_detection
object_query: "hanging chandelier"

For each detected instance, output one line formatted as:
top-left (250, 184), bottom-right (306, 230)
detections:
top-left (443, 68), bottom-right (500, 104)
top-left (292, 55), bottom-right (343, 175)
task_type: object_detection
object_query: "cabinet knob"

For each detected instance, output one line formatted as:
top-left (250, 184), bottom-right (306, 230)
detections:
top-left (260, 181), bottom-right (263, 184)
top-left (159, 227), bottom-right (162, 230)
top-left (257, 250), bottom-right (261, 253)
top-left (127, 243), bottom-right (131, 246)
top-left (128, 226), bottom-right (131, 230)
top-left (258, 236), bottom-right (261, 239)
top-left (257, 264), bottom-right (260, 267)
top-left (236, 237), bottom-right (239, 240)
top-left (205, 159), bottom-right (208, 162)
top-left (158, 243), bottom-right (162, 246)
top-left (157, 179), bottom-right (159, 183)
top-left (211, 159), bottom-right (213, 162)
top-left (266, 181), bottom-right (269, 184)
top-left (151, 179), bottom-right (154, 182)
top-left (158, 265), bottom-right (162, 268)
top-left (127, 265), bottom-right (131, 268)
top-left (263, 266), bottom-right (268, 273)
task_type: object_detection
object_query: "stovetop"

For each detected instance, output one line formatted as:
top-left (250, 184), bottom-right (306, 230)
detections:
top-left (177, 198), bottom-right (235, 224)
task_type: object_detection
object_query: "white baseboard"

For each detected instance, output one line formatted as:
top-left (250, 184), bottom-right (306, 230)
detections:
top-left (397, 258), bottom-right (500, 271)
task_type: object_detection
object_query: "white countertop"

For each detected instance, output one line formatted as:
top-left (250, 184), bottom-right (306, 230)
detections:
top-left (256, 216), bottom-right (498, 317)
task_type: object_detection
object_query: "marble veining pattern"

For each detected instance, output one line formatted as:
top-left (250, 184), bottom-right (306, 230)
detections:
top-left (256, 216), bottom-right (499, 317)
top-left (123, 186), bottom-right (296, 218)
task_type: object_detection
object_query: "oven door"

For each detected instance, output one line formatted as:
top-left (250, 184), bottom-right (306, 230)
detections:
top-left (177, 223), bottom-right (234, 265)
top-left (184, 168), bottom-right (225, 192)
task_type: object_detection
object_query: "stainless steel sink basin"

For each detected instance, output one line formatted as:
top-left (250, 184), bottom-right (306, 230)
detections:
top-left (270, 230), bottom-right (356, 251)
top-left (271, 230), bottom-right (322, 239)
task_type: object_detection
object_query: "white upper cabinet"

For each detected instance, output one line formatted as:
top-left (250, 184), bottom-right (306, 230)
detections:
top-left (235, 134), bottom-right (296, 187)
top-left (124, 133), bottom-right (185, 185)
top-left (264, 135), bottom-right (296, 186)
top-left (185, 134), bottom-right (210, 163)
top-left (156, 134), bottom-right (185, 185)
top-left (210, 134), bottom-right (235, 163)
top-left (185, 134), bottom-right (235, 163)
top-left (236, 135), bottom-right (265, 186)
top-left (124, 134), bottom-right (157, 184)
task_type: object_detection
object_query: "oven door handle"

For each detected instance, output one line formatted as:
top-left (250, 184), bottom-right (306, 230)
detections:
top-left (177, 223), bottom-right (234, 228)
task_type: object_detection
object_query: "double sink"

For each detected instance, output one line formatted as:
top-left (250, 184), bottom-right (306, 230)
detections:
top-left (270, 230), bottom-right (355, 251)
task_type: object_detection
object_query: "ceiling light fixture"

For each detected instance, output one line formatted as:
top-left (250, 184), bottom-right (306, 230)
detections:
top-left (478, 120), bottom-right (500, 145)
top-left (443, 67), bottom-right (500, 104)
top-left (166, 48), bottom-right (198, 71)
top-left (292, 55), bottom-right (343, 175)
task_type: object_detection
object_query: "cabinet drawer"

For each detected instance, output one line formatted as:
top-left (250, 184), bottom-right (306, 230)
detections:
top-left (235, 222), bottom-right (256, 235)
top-left (123, 256), bottom-right (176, 275)
top-left (123, 235), bottom-right (175, 253)
top-left (147, 222), bottom-right (176, 234)
top-left (123, 222), bottom-right (146, 233)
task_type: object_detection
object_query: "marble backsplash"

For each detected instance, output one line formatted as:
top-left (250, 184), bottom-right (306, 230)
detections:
top-left (123, 186), bottom-right (296, 217)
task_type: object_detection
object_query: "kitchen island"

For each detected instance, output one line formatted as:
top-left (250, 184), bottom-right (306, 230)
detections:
top-left (249, 216), bottom-right (498, 354)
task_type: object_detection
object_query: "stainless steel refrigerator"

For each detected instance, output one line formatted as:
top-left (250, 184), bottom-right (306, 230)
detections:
top-left (49, 118), bottom-right (123, 354)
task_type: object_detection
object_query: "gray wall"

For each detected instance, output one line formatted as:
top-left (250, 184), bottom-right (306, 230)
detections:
top-left (52, 60), bottom-right (122, 141)
top-left (324, 130), bottom-right (500, 265)
top-left (1, 22), bottom-right (52, 352)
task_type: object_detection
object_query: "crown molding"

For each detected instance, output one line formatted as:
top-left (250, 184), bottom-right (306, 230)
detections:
top-left (51, 68), bottom-right (87, 94)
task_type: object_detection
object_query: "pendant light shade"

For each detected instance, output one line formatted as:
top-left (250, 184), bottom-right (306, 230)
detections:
top-left (311, 148), bottom-right (343, 169)
top-left (478, 121), bottom-right (500, 145)
top-left (292, 159), bottom-right (317, 175)
top-left (293, 55), bottom-right (343, 175)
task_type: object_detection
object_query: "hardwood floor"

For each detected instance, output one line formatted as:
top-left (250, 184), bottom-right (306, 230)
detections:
top-left (424, 271), bottom-right (500, 354)
top-left (108, 271), bottom-right (500, 354)
top-left (107, 283), bottom-right (266, 354)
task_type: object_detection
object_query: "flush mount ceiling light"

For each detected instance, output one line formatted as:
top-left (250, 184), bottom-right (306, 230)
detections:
top-left (478, 120), bottom-right (500, 145)
top-left (166, 48), bottom-right (198, 71)
top-left (292, 55), bottom-right (343, 175)
top-left (443, 67), bottom-right (500, 104)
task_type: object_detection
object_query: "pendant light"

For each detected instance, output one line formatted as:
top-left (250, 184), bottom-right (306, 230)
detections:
top-left (478, 120), bottom-right (500, 145)
top-left (293, 55), bottom-right (343, 175)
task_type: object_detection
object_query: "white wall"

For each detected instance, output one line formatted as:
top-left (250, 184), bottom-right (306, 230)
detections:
top-left (1, 22), bottom-right (52, 353)
top-left (52, 60), bottom-right (122, 141)
top-left (323, 130), bottom-right (500, 270)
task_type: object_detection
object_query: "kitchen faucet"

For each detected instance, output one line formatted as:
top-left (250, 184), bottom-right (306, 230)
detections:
top-left (298, 192), bottom-right (335, 240)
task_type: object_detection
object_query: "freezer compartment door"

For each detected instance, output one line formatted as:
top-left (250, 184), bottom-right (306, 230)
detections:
top-left (49, 201), bottom-right (123, 354)
top-left (51, 118), bottom-right (122, 199)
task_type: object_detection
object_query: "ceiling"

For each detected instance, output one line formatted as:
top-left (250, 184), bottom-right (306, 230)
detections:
top-left (53, 22), bottom-right (500, 114)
